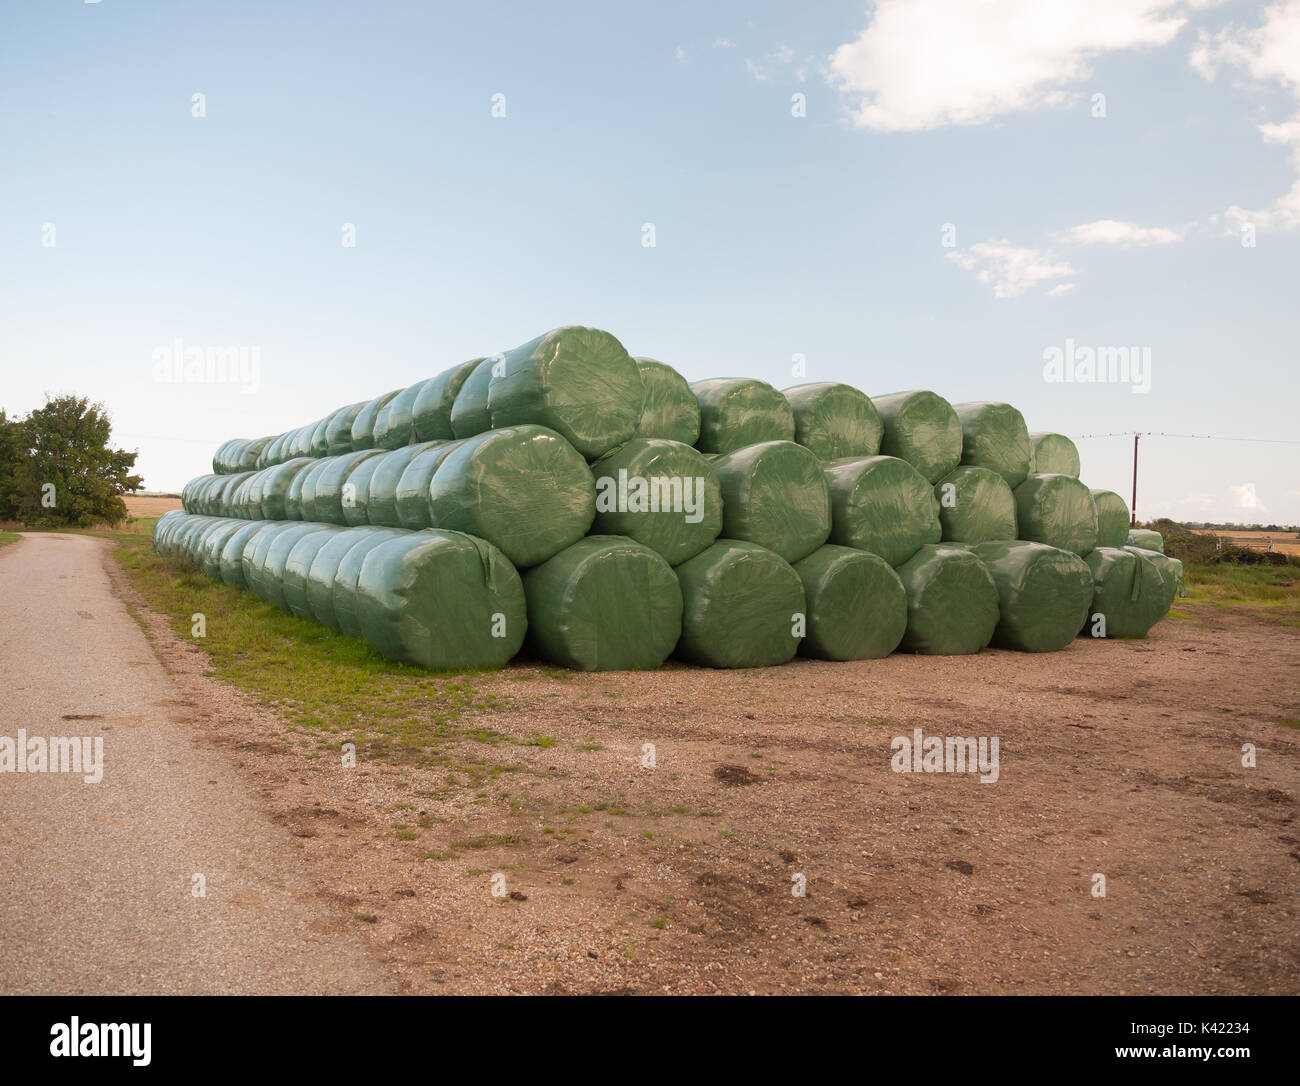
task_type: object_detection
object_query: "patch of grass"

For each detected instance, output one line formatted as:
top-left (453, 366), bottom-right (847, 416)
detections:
top-left (92, 524), bottom-right (506, 762)
top-left (0, 531), bottom-right (20, 549)
top-left (1276, 715), bottom-right (1300, 730)
top-left (1179, 559), bottom-right (1300, 624)
top-left (452, 832), bottom-right (526, 850)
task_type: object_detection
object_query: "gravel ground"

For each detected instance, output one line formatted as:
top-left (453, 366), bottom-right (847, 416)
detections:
top-left (103, 535), bottom-right (1300, 996)
top-left (5, 530), bottom-right (1296, 996)
top-left (0, 533), bottom-right (393, 994)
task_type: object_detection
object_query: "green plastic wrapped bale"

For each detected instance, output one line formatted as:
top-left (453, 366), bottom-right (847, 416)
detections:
top-left (356, 531), bottom-right (527, 670)
top-left (1124, 546), bottom-right (1178, 614)
top-left (633, 358), bottom-right (701, 445)
top-left (231, 476), bottom-right (258, 518)
top-left (239, 520), bottom-right (289, 588)
top-left (588, 438), bottom-right (723, 566)
top-left (783, 382), bottom-right (884, 460)
top-left (331, 527), bottom-right (414, 638)
top-left (213, 438), bottom-right (268, 475)
top-left (307, 527), bottom-right (407, 628)
top-left (450, 357), bottom-right (497, 439)
top-left (793, 545), bottom-right (908, 660)
top-left (710, 440), bottom-right (831, 564)
top-left (373, 380), bottom-right (432, 450)
top-left (412, 359), bottom-right (483, 442)
top-left (282, 526), bottom-right (347, 620)
top-left (1081, 546), bottom-right (1167, 638)
top-left (429, 425), bottom-right (595, 568)
top-left (308, 449), bottom-right (386, 525)
top-left (1013, 474), bottom-right (1098, 557)
top-left (254, 434), bottom-right (286, 469)
top-left (152, 510), bottom-right (184, 551)
top-left (219, 521), bottom-right (273, 588)
top-left (259, 523), bottom-right (325, 611)
top-left (1091, 489), bottom-right (1131, 548)
top-left (308, 417), bottom-right (333, 458)
top-left (396, 441), bottom-right (465, 529)
top-left (302, 527), bottom-right (368, 625)
top-left (692, 378), bottom-right (796, 455)
top-left (350, 389), bottom-right (402, 451)
top-left (522, 536), bottom-right (683, 671)
top-left (340, 453), bottom-right (387, 527)
top-left (295, 458), bottom-right (338, 522)
top-left (217, 473), bottom-right (252, 517)
top-left (365, 443), bottom-right (440, 528)
top-left (242, 437), bottom-right (274, 472)
top-left (970, 541), bottom-right (1094, 652)
top-left (179, 474), bottom-right (206, 512)
top-left (243, 523), bottom-right (317, 607)
top-left (1029, 432), bottom-right (1080, 477)
top-left (211, 440), bottom-right (239, 474)
top-left (282, 461), bottom-right (314, 520)
top-left (934, 465), bottom-right (1018, 544)
top-left (1127, 528), bottom-right (1165, 553)
top-left (197, 520), bottom-right (245, 580)
top-left (236, 470), bottom-right (265, 518)
top-left (326, 403), bottom-right (367, 456)
top-left (871, 390), bottom-right (964, 485)
top-left (288, 424), bottom-right (315, 459)
top-left (1168, 557), bottom-right (1186, 598)
top-left (488, 327), bottom-right (644, 459)
top-left (675, 541), bottom-right (806, 668)
top-left (952, 402), bottom-right (1031, 488)
top-left (895, 543), bottom-right (1000, 655)
top-left (823, 455), bottom-right (940, 567)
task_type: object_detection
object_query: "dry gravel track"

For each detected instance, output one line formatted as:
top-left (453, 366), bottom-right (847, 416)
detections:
top-left (0, 533), bottom-right (392, 994)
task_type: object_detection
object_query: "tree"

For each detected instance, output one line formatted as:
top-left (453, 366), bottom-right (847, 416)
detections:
top-left (0, 410), bottom-right (24, 521)
top-left (4, 396), bottom-right (142, 527)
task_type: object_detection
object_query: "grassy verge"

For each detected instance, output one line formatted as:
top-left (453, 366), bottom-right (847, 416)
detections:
top-left (84, 519), bottom-right (509, 766)
top-left (0, 531), bottom-right (20, 548)
top-left (1177, 559), bottom-right (1300, 625)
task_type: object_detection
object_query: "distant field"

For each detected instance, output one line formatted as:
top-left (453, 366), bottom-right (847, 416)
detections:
top-left (1193, 528), bottom-right (1300, 556)
top-left (125, 494), bottom-right (182, 517)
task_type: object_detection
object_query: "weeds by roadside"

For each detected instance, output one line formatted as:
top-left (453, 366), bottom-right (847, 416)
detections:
top-left (72, 518), bottom-right (507, 765)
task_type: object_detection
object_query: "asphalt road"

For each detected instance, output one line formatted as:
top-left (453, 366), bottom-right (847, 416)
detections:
top-left (0, 533), bottom-right (392, 994)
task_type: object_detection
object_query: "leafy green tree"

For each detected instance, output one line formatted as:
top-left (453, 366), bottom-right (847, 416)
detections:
top-left (0, 410), bottom-right (25, 521)
top-left (5, 396), bottom-right (142, 527)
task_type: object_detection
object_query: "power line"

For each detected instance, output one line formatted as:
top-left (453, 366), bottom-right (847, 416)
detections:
top-left (1076, 431), bottom-right (1300, 444)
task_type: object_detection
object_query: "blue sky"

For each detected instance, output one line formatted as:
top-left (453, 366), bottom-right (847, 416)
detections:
top-left (1, 0), bottom-right (1296, 523)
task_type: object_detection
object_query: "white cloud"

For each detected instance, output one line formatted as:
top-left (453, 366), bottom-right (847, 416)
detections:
top-left (675, 46), bottom-right (687, 64)
top-left (1057, 219), bottom-right (1187, 246)
top-left (828, 0), bottom-right (1189, 131)
top-left (745, 44), bottom-right (804, 83)
top-left (1230, 483), bottom-right (1267, 512)
top-left (947, 240), bottom-right (1076, 299)
top-left (713, 38), bottom-right (735, 49)
top-left (1047, 282), bottom-right (1077, 296)
top-left (1190, 0), bottom-right (1300, 231)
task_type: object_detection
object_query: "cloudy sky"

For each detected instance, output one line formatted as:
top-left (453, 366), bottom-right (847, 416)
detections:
top-left (2, 0), bottom-right (1296, 522)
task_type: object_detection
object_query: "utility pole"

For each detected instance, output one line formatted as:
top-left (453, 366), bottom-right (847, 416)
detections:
top-left (1131, 433), bottom-right (1139, 526)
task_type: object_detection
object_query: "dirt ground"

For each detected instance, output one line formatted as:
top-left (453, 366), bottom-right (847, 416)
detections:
top-left (107, 552), bottom-right (1300, 995)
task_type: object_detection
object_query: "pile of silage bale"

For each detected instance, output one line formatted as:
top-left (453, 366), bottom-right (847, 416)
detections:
top-left (163, 324), bottom-right (1177, 672)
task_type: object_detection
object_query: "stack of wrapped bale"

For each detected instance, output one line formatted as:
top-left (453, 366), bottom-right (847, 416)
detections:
top-left (173, 325), bottom-right (1175, 672)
